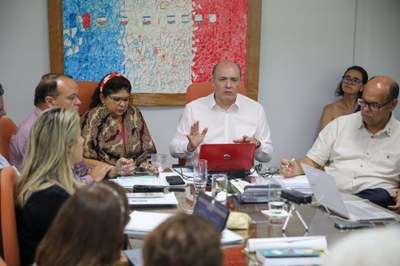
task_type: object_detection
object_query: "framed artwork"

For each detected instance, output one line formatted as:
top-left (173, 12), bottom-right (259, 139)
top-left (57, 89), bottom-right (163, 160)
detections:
top-left (48, 0), bottom-right (261, 106)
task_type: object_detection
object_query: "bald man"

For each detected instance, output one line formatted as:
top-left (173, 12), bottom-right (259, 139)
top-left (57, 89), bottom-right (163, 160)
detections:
top-left (281, 76), bottom-right (400, 210)
top-left (170, 60), bottom-right (273, 166)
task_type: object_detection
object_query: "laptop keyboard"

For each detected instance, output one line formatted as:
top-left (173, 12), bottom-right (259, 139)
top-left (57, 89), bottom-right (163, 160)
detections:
top-left (345, 201), bottom-right (378, 218)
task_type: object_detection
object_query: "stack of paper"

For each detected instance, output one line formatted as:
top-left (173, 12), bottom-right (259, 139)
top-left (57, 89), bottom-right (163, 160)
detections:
top-left (246, 236), bottom-right (328, 265)
top-left (125, 211), bottom-right (244, 245)
top-left (256, 247), bottom-right (322, 265)
top-left (246, 236), bottom-right (328, 253)
top-left (273, 175), bottom-right (312, 194)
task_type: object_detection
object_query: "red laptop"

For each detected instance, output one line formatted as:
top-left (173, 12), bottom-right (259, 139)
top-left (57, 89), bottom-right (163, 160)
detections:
top-left (198, 143), bottom-right (256, 172)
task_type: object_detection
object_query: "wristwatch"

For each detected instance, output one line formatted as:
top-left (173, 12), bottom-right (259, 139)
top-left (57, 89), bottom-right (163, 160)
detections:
top-left (255, 139), bottom-right (261, 149)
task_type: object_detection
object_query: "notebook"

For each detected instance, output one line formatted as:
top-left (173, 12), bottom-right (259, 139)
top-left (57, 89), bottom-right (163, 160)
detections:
top-left (302, 163), bottom-right (397, 221)
top-left (193, 191), bottom-right (230, 232)
top-left (198, 143), bottom-right (256, 172)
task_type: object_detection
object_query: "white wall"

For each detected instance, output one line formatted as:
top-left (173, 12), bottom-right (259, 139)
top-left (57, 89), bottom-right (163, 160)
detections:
top-left (1, 0), bottom-right (399, 167)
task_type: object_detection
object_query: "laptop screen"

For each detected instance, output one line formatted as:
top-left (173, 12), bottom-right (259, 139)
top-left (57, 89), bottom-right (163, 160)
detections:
top-left (198, 143), bottom-right (256, 172)
top-left (193, 192), bottom-right (230, 232)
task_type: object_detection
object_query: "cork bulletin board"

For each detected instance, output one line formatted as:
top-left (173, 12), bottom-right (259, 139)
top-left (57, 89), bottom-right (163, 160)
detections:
top-left (48, 0), bottom-right (261, 106)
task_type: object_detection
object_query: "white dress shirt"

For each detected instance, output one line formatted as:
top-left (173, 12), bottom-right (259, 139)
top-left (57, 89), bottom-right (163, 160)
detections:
top-left (307, 112), bottom-right (400, 194)
top-left (169, 93), bottom-right (273, 165)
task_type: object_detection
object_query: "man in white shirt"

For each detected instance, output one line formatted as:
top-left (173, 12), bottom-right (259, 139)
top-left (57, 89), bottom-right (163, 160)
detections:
top-left (169, 60), bottom-right (273, 166)
top-left (281, 75), bottom-right (400, 210)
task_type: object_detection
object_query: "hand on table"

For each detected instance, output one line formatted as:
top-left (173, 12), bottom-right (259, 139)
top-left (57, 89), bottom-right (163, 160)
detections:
top-left (88, 165), bottom-right (113, 182)
top-left (279, 158), bottom-right (299, 177)
top-left (109, 158), bottom-right (136, 177)
top-left (233, 135), bottom-right (260, 147)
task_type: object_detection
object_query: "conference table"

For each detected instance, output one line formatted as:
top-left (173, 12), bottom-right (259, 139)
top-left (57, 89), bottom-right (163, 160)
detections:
top-left (126, 170), bottom-right (399, 265)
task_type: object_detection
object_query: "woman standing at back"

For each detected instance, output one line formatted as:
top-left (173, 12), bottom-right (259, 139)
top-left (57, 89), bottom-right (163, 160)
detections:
top-left (319, 66), bottom-right (368, 131)
top-left (80, 72), bottom-right (156, 177)
top-left (15, 108), bottom-right (82, 266)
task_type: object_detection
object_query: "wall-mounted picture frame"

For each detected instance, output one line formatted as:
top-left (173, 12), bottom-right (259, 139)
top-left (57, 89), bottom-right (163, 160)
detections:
top-left (48, 0), bottom-right (261, 106)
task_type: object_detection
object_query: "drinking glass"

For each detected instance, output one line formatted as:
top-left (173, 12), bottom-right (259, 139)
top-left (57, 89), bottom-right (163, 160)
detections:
top-left (151, 154), bottom-right (167, 175)
top-left (211, 174), bottom-right (228, 204)
top-left (193, 159), bottom-right (208, 193)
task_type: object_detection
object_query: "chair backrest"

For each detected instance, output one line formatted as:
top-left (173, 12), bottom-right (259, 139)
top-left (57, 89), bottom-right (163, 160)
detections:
top-left (0, 166), bottom-right (19, 266)
top-left (76, 81), bottom-right (98, 117)
top-left (185, 82), bottom-right (246, 104)
top-left (0, 117), bottom-right (17, 161)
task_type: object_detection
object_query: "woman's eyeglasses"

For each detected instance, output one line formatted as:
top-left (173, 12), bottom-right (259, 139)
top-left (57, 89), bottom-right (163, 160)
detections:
top-left (342, 75), bottom-right (362, 85)
top-left (109, 96), bottom-right (132, 104)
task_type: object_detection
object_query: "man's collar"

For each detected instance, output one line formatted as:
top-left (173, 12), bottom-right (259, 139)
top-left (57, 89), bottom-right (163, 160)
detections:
top-left (359, 113), bottom-right (395, 136)
top-left (209, 93), bottom-right (240, 111)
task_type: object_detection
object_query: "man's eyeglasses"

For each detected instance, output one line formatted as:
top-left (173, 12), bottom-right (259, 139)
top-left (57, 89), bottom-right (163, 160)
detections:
top-left (342, 75), bottom-right (362, 85)
top-left (357, 98), bottom-right (392, 111)
top-left (109, 96), bottom-right (132, 104)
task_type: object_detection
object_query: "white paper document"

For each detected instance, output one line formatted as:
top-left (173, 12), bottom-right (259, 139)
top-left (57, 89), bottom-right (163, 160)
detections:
top-left (273, 175), bottom-right (312, 194)
top-left (111, 175), bottom-right (169, 188)
top-left (246, 236), bottom-right (328, 253)
top-left (127, 192), bottom-right (178, 206)
top-left (125, 211), bottom-right (244, 245)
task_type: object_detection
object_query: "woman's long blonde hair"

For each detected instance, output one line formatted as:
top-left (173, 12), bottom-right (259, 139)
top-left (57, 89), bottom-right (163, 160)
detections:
top-left (16, 108), bottom-right (81, 207)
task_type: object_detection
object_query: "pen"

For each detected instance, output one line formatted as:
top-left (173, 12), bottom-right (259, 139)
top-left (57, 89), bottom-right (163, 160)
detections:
top-left (285, 158), bottom-right (295, 172)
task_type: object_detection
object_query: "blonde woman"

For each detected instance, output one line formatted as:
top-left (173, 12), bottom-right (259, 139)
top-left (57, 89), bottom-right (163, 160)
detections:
top-left (15, 108), bottom-right (82, 266)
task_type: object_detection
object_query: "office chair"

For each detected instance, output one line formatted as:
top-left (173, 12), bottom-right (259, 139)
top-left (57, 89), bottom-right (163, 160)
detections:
top-left (178, 82), bottom-right (247, 166)
top-left (1, 166), bottom-right (20, 266)
top-left (0, 116), bottom-right (17, 161)
top-left (76, 80), bottom-right (98, 117)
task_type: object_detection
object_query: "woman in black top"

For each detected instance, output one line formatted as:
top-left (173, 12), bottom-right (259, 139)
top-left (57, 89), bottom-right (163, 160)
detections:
top-left (15, 108), bottom-right (82, 266)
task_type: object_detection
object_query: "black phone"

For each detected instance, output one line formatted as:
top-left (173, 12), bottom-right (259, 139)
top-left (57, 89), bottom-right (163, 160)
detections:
top-left (166, 175), bottom-right (185, 186)
top-left (334, 220), bottom-right (375, 230)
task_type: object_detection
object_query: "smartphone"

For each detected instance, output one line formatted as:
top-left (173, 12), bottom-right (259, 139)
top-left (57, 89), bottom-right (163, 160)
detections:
top-left (166, 175), bottom-right (185, 186)
top-left (334, 220), bottom-right (375, 230)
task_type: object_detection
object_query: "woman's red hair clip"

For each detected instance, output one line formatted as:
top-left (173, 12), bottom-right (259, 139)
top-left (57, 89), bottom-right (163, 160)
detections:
top-left (100, 72), bottom-right (122, 92)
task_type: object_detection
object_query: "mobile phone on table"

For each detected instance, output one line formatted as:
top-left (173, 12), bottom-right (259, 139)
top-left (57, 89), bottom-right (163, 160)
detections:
top-left (334, 220), bottom-right (375, 230)
top-left (166, 175), bottom-right (185, 186)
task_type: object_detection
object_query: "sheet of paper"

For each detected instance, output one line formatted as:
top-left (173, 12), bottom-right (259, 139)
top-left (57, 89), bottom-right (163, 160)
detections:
top-left (111, 175), bottom-right (169, 188)
top-left (124, 210), bottom-right (244, 245)
top-left (221, 228), bottom-right (245, 245)
top-left (273, 175), bottom-right (312, 194)
top-left (125, 211), bottom-right (173, 237)
top-left (127, 192), bottom-right (178, 206)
